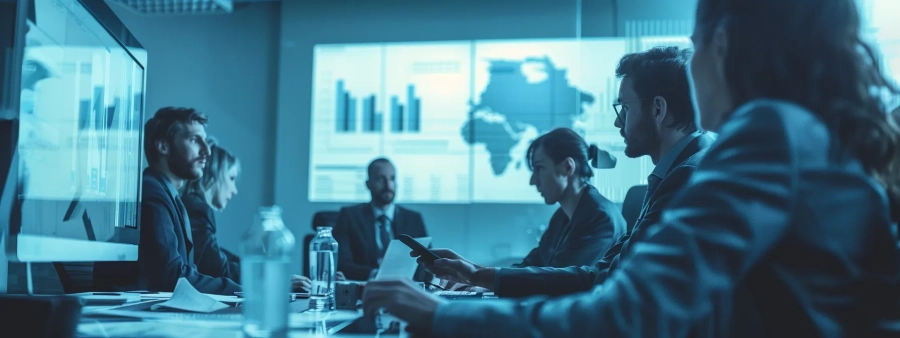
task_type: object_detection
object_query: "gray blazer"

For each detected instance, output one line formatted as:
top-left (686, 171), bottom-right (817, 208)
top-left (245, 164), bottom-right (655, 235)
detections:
top-left (429, 100), bottom-right (900, 337)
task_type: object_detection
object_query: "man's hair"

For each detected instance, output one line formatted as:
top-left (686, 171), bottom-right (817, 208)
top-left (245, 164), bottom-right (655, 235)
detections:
top-left (615, 46), bottom-right (696, 131)
top-left (143, 107), bottom-right (208, 164)
top-left (366, 157), bottom-right (393, 179)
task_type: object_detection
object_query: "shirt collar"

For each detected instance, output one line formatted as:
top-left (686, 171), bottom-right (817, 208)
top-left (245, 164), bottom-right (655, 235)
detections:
top-left (371, 203), bottom-right (395, 221)
top-left (650, 131), bottom-right (704, 179)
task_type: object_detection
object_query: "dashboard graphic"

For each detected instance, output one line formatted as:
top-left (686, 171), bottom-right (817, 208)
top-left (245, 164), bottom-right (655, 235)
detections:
top-left (309, 37), bottom-right (689, 203)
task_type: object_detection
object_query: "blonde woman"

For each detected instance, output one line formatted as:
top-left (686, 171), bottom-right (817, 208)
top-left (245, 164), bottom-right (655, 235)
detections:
top-left (182, 140), bottom-right (315, 290)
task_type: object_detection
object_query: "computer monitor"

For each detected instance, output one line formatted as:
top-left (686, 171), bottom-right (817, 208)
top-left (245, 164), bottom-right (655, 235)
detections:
top-left (0, 0), bottom-right (146, 271)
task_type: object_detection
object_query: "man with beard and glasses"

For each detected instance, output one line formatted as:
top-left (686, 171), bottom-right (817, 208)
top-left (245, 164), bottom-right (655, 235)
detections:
top-left (378, 46), bottom-right (717, 299)
top-left (94, 107), bottom-right (241, 295)
top-left (333, 158), bottom-right (430, 281)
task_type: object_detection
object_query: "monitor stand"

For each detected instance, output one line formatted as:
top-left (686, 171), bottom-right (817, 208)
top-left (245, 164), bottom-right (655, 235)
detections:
top-left (0, 231), bottom-right (7, 294)
top-left (0, 232), bottom-right (34, 295)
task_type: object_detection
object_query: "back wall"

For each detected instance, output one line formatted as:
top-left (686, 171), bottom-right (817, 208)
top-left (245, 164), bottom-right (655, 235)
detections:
top-left (275, 0), bottom-right (696, 270)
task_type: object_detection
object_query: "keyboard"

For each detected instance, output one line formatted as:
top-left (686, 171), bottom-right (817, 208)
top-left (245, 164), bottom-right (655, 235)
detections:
top-left (86, 308), bottom-right (242, 321)
top-left (433, 291), bottom-right (483, 298)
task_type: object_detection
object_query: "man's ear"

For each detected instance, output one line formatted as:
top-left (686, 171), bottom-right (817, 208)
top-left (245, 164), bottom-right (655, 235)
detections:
top-left (653, 96), bottom-right (669, 125)
top-left (156, 140), bottom-right (169, 156)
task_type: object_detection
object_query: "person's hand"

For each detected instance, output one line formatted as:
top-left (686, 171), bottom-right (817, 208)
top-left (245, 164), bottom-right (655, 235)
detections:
top-left (291, 275), bottom-right (311, 292)
top-left (448, 282), bottom-right (483, 292)
top-left (336, 271), bottom-right (346, 281)
top-left (362, 279), bottom-right (447, 334)
top-left (411, 248), bottom-right (495, 289)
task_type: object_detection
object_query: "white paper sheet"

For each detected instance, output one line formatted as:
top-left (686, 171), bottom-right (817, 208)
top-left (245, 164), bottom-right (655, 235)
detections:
top-left (375, 237), bottom-right (431, 280)
top-left (149, 278), bottom-right (230, 313)
top-left (83, 308), bottom-right (363, 329)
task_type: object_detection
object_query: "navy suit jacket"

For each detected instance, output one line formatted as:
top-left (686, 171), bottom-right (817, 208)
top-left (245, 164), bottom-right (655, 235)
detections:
top-left (495, 134), bottom-right (714, 297)
top-left (431, 100), bottom-right (900, 337)
top-left (94, 168), bottom-right (241, 295)
top-left (512, 185), bottom-right (626, 269)
top-left (333, 203), bottom-right (429, 281)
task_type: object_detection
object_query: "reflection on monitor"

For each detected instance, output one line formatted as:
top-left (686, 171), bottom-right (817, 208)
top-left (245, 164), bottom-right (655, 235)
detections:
top-left (1, 0), bottom-right (146, 262)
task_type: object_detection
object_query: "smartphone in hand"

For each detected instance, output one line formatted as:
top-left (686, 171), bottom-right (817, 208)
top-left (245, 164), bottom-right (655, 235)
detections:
top-left (397, 234), bottom-right (441, 265)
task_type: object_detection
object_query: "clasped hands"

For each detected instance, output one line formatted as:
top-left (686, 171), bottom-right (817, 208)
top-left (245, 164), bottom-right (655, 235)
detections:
top-left (361, 248), bottom-right (497, 334)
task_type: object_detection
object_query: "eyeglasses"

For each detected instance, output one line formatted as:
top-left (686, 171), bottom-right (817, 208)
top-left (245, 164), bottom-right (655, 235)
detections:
top-left (612, 98), bottom-right (653, 123)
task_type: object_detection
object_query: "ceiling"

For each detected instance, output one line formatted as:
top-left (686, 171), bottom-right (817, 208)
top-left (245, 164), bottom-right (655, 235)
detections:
top-left (107, 0), bottom-right (281, 15)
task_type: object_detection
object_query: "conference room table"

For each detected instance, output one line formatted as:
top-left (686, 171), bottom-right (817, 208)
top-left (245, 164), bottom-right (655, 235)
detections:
top-left (76, 298), bottom-right (406, 337)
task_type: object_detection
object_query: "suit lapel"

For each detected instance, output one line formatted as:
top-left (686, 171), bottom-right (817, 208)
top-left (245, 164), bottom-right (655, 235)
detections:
top-left (635, 134), bottom-right (714, 227)
top-left (392, 207), bottom-right (403, 237)
top-left (174, 197), bottom-right (194, 259)
top-left (359, 205), bottom-right (379, 265)
top-left (149, 169), bottom-right (194, 257)
top-left (548, 187), bottom-right (593, 265)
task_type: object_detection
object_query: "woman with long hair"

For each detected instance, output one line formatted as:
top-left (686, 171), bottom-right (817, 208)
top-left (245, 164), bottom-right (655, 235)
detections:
top-left (182, 140), bottom-right (318, 291)
top-left (360, 0), bottom-right (900, 336)
top-left (181, 140), bottom-right (244, 282)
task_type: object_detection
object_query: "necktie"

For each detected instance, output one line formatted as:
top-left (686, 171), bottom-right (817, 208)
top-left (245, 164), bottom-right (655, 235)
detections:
top-left (377, 214), bottom-right (391, 256)
top-left (638, 174), bottom-right (663, 220)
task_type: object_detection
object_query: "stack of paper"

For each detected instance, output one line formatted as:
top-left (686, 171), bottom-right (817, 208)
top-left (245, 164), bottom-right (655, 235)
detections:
top-left (149, 278), bottom-right (229, 313)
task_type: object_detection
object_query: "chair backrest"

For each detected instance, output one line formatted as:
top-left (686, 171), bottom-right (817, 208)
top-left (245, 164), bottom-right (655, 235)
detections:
top-left (302, 234), bottom-right (316, 277)
top-left (311, 211), bottom-right (339, 231)
top-left (621, 185), bottom-right (648, 232)
top-left (53, 262), bottom-right (94, 294)
top-left (305, 211), bottom-right (340, 276)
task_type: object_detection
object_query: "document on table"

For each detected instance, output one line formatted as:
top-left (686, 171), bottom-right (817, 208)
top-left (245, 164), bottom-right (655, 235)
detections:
top-left (149, 278), bottom-right (230, 313)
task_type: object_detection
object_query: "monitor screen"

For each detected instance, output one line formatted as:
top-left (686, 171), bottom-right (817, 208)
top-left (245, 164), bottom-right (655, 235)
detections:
top-left (1, 0), bottom-right (145, 262)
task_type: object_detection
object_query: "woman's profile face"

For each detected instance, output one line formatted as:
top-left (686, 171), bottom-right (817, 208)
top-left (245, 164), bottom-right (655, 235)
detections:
top-left (529, 145), bottom-right (571, 206)
top-left (212, 164), bottom-right (239, 210)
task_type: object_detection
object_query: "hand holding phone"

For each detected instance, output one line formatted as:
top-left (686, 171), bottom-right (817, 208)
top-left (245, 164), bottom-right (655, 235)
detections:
top-left (397, 234), bottom-right (441, 264)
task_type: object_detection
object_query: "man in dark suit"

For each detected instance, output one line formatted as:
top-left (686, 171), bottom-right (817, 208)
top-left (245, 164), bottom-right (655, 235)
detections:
top-left (395, 46), bottom-right (714, 297)
top-left (333, 158), bottom-right (429, 281)
top-left (94, 107), bottom-right (241, 295)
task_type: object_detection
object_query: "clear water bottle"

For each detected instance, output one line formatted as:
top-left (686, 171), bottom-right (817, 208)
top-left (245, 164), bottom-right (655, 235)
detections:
top-left (240, 206), bottom-right (295, 338)
top-left (308, 226), bottom-right (338, 311)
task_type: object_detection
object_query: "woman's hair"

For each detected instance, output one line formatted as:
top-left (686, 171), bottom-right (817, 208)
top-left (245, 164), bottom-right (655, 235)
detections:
top-left (183, 137), bottom-right (240, 209)
top-left (526, 127), bottom-right (598, 183)
top-left (695, 0), bottom-right (900, 216)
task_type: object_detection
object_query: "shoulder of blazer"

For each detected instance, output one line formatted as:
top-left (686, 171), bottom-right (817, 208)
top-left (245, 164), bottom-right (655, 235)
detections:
top-left (181, 192), bottom-right (206, 212)
top-left (182, 192), bottom-right (216, 230)
top-left (396, 205), bottom-right (422, 219)
top-left (340, 203), bottom-right (370, 217)
top-left (141, 171), bottom-right (174, 204)
top-left (580, 186), bottom-right (618, 217)
top-left (666, 133), bottom-right (715, 175)
top-left (395, 205), bottom-right (427, 236)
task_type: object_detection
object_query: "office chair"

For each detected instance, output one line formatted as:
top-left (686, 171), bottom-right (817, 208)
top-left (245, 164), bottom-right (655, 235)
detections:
top-left (52, 262), bottom-right (94, 294)
top-left (303, 211), bottom-right (340, 276)
top-left (621, 185), bottom-right (648, 233)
